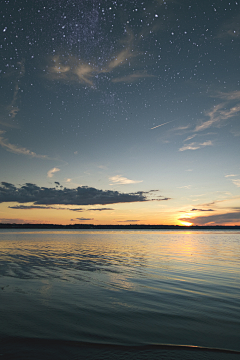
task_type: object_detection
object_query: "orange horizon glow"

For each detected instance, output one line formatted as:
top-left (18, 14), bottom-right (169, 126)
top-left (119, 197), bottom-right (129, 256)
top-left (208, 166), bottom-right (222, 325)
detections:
top-left (180, 221), bottom-right (193, 227)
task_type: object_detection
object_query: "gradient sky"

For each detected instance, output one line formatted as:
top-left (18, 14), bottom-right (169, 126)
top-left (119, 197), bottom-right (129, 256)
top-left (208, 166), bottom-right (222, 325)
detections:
top-left (1, 0), bottom-right (240, 226)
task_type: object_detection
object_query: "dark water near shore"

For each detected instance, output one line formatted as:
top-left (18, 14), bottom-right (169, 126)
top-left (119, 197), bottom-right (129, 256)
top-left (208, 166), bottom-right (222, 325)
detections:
top-left (0, 229), bottom-right (240, 359)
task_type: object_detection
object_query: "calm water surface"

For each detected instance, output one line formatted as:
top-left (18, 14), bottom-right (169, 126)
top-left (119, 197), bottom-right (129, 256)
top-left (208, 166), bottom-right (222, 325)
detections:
top-left (0, 229), bottom-right (240, 357)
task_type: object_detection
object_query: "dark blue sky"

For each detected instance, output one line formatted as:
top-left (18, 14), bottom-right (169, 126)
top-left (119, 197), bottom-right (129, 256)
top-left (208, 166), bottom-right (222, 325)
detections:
top-left (1, 0), bottom-right (240, 225)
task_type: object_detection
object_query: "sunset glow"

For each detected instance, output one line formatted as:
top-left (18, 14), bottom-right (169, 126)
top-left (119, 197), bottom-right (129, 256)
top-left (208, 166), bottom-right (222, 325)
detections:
top-left (1, 1), bottom-right (240, 226)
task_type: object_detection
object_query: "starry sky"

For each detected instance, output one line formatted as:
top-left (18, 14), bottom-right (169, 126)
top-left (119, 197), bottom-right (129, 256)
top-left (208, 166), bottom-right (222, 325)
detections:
top-left (1, 0), bottom-right (240, 226)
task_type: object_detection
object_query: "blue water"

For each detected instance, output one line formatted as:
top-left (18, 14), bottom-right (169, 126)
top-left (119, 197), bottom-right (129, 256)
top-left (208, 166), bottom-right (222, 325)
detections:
top-left (0, 229), bottom-right (240, 359)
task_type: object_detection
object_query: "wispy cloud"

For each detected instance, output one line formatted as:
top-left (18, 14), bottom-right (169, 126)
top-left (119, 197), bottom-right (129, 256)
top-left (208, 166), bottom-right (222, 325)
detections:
top-left (217, 14), bottom-right (240, 39)
top-left (47, 56), bottom-right (95, 86)
top-left (46, 38), bottom-right (151, 88)
top-left (195, 103), bottom-right (240, 132)
top-left (109, 175), bottom-right (143, 185)
top-left (112, 72), bottom-right (154, 83)
top-left (215, 91), bottom-right (240, 101)
top-left (0, 131), bottom-right (48, 158)
top-left (47, 48), bottom-right (137, 88)
top-left (183, 135), bottom-right (196, 142)
top-left (0, 61), bottom-right (25, 128)
top-left (7, 61), bottom-right (25, 119)
top-left (232, 179), bottom-right (240, 187)
top-left (47, 167), bottom-right (60, 178)
top-left (224, 174), bottom-right (240, 187)
top-left (179, 140), bottom-right (213, 152)
top-left (107, 48), bottom-right (134, 71)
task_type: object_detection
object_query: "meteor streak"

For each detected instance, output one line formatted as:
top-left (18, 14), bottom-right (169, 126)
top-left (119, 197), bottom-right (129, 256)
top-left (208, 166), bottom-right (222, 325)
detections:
top-left (151, 120), bottom-right (174, 130)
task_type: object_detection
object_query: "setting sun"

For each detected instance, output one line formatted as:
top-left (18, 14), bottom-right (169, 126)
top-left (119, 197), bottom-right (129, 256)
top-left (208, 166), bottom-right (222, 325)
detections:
top-left (180, 221), bottom-right (193, 227)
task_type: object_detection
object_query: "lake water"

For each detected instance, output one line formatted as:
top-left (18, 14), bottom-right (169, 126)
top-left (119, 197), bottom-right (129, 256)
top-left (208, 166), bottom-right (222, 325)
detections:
top-left (0, 229), bottom-right (240, 359)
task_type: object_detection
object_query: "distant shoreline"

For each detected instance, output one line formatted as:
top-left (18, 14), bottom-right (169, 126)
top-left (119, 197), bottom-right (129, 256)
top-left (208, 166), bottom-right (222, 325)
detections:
top-left (0, 223), bottom-right (240, 230)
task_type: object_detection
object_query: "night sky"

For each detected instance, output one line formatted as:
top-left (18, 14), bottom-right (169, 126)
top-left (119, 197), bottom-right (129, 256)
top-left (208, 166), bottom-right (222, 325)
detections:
top-left (1, 0), bottom-right (240, 225)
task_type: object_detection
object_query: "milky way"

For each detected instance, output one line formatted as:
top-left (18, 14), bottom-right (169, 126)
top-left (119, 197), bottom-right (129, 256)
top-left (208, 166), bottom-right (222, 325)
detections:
top-left (1, 0), bottom-right (240, 225)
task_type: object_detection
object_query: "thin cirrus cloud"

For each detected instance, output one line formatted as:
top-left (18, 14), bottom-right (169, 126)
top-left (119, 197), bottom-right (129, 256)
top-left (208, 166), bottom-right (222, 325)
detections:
top-left (232, 179), bottom-right (240, 187)
top-left (0, 182), bottom-right (162, 206)
top-left (109, 175), bottom-right (143, 185)
top-left (183, 135), bottom-right (197, 142)
top-left (194, 102), bottom-right (240, 132)
top-left (0, 131), bottom-right (48, 158)
top-left (47, 56), bottom-right (94, 86)
top-left (3, 61), bottom-right (25, 125)
top-left (215, 91), bottom-right (240, 101)
top-left (112, 72), bottom-right (154, 84)
top-left (47, 167), bottom-right (60, 178)
top-left (47, 43), bottom-right (150, 88)
top-left (224, 174), bottom-right (240, 187)
top-left (179, 141), bottom-right (213, 152)
top-left (217, 14), bottom-right (240, 39)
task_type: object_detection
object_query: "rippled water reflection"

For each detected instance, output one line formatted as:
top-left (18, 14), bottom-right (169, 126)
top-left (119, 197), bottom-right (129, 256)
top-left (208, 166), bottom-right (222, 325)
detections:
top-left (0, 229), bottom-right (240, 352)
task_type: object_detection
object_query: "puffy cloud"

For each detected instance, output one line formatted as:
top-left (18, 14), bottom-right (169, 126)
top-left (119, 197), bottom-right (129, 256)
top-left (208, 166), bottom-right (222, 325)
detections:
top-left (118, 220), bottom-right (140, 222)
top-left (179, 211), bottom-right (240, 225)
top-left (87, 208), bottom-right (114, 211)
top-left (47, 167), bottom-right (60, 178)
top-left (109, 175), bottom-right (143, 185)
top-left (0, 182), bottom-right (162, 206)
top-left (8, 204), bottom-right (84, 212)
top-left (75, 218), bottom-right (94, 221)
top-left (190, 208), bottom-right (215, 212)
top-left (9, 205), bottom-right (56, 210)
top-left (69, 208), bottom-right (84, 212)
top-left (0, 218), bottom-right (28, 224)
